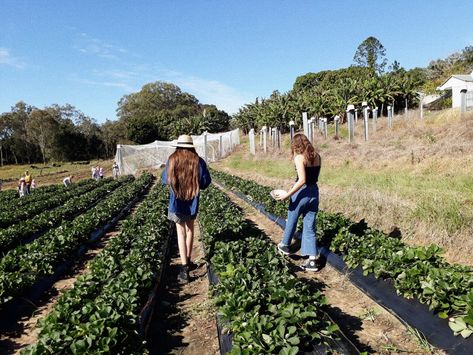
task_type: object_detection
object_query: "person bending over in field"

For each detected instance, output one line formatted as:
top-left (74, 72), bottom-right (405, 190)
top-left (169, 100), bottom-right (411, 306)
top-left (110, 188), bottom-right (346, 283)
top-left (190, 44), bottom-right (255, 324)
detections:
top-left (274, 133), bottom-right (322, 272)
top-left (18, 177), bottom-right (27, 198)
top-left (162, 134), bottom-right (211, 283)
top-left (63, 175), bottom-right (73, 187)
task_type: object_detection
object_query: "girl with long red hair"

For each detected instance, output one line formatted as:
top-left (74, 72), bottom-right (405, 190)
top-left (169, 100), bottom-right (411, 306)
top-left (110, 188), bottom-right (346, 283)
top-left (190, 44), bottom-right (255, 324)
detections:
top-left (274, 133), bottom-right (322, 271)
top-left (162, 135), bottom-right (211, 283)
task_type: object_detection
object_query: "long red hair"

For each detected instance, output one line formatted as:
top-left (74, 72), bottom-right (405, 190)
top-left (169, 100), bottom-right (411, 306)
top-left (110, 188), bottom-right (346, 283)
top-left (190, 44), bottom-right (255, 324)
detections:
top-left (167, 148), bottom-right (200, 200)
top-left (291, 133), bottom-right (319, 166)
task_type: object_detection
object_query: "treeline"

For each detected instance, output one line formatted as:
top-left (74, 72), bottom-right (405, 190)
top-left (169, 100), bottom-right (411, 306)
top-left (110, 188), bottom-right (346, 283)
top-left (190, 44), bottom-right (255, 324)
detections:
top-left (0, 81), bottom-right (231, 165)
top-left (233, 37), bottom-right (473, 133)
top-left (0, 102), bottom-right (122, 165)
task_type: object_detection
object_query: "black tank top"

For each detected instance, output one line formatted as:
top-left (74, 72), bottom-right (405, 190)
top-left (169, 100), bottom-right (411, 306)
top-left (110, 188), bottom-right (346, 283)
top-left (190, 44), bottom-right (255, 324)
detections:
top-left (304, 166), bottom-right (320, 185)
top-left (295, 165), bottom-right (320, 185)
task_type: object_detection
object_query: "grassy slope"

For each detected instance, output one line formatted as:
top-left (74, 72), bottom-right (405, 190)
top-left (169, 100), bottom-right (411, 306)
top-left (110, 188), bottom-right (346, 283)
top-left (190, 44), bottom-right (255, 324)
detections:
top-left (213, 109), bottom-right (473, 266)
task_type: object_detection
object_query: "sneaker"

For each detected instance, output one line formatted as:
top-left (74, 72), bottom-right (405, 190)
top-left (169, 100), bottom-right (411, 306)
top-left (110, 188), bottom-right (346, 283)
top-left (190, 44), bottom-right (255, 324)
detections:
top-left (177, 265), bottom-right (189, 283)
top-left (300, 258), bottom-right (321, 272)
top-left (277, 243), bottom-right (291, 255)
top-left (290, 238), bottom-right (302, 253)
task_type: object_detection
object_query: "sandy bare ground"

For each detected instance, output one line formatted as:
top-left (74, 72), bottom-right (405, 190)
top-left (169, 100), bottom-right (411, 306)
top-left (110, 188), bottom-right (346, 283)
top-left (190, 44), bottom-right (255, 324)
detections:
top-left (146, 223), bottom-right (219, 355)
top-left (219, 185), bottom-right (444, 355)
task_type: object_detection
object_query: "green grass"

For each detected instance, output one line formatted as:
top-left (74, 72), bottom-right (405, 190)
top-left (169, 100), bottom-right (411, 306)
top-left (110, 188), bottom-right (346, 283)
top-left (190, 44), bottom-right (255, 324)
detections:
top-left (225, 150), bottom-right (293, 180)
top-left (215, 142), bottom-right (473, 237)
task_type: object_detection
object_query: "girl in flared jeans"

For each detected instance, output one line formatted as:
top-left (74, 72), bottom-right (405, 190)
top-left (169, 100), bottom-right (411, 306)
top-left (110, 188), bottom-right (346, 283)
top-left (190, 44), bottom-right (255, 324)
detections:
top-left (274, 133), bottom-right (321, 271)
top-left (281, 184), bottom-right (319, 257)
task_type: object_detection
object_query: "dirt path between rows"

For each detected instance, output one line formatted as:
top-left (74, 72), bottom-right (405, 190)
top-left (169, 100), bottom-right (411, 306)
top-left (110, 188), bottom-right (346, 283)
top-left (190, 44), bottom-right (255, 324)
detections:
top-left (219, 185), bottom-right (444, 355)
top-left (0, 183), bottom-right (153, 354)
top-left (146, 224), bottom-right (219, 355)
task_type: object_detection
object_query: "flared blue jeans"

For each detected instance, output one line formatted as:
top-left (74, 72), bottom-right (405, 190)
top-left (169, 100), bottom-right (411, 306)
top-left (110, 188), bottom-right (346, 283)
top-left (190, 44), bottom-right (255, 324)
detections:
top-left (281, 184), bottom-right (319, 256)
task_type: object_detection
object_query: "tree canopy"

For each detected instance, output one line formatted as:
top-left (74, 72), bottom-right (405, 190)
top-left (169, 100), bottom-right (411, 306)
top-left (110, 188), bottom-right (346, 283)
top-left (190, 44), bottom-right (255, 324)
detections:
top-left (232, 37), bottom-right (434, 131)
top-left (0, 102), bottom-right (124, 165)
top-left (353, 36), bottom-right (388, 74)
top-left (117, 81), bottom-right (230, 144)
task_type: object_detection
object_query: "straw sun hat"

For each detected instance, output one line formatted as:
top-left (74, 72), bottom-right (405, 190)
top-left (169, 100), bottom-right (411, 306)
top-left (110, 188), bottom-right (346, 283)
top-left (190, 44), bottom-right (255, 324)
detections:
top-left (173, 134), bottom-right (195, 148)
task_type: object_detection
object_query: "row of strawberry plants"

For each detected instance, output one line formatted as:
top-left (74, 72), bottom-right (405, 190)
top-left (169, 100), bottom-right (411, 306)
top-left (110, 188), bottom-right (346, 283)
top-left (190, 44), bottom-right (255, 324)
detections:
top-left (0, 173), bottom-right (152, 308)
top-left (199, 185), bottom-right (341, 354)
top-left (24, 183), bottom-right (171, 354)
top-left (0, 188), bottom-right (19, 203)
top-left (0, 184), bottom-right (62, 212)
top-left (211, 169), bottom-right (473, 338)
top-left (0, 178), bottom-right (102, 228)
top-left (0, 177), bottom-right (127, 255)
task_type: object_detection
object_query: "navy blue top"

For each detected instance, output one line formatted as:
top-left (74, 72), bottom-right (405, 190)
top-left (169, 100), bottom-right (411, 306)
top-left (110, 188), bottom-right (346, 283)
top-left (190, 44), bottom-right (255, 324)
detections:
top-left (161, 157), bottom-right (211, 216)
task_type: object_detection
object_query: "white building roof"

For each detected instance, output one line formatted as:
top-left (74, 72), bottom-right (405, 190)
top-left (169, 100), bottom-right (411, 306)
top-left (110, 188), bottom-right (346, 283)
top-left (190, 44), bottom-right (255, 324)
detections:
top-left (438, 71), bottom-right (473, 90)
top-left (451, 75), bottom-right (473, 82)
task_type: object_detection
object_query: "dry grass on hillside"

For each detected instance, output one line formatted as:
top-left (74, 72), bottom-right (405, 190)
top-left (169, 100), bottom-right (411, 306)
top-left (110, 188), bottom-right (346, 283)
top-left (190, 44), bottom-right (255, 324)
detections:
top-left (214, 109), bottom-right (473, 266)
top-left (325, 109), bottom-right (473, 171)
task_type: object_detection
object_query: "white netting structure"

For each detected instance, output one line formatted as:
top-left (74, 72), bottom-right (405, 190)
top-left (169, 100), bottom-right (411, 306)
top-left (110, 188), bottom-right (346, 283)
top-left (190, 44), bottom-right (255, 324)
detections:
top-left (115, 129), bottom-right (240, 175)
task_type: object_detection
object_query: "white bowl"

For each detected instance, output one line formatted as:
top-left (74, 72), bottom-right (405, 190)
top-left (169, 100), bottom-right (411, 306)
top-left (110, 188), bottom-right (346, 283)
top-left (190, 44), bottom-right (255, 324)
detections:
top-left (270, 189), bottom-right (287, 200)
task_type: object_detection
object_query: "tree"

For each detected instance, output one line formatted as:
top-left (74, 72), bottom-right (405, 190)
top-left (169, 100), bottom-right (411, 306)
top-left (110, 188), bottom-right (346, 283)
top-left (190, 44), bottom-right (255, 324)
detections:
top-left (101, 119), bottom-right (126, 158)
top-left (117, 81), bottom-right (205, 143)
top-left (353, 36), bottom-right (388, 74)
top-left (28, 109), bottom-right (59, 163)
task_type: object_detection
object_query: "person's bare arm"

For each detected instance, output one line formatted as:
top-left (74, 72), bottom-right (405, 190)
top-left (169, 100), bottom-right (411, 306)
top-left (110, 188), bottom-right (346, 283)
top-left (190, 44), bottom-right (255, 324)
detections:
top-left (275, 154), bottom-right (305, 201)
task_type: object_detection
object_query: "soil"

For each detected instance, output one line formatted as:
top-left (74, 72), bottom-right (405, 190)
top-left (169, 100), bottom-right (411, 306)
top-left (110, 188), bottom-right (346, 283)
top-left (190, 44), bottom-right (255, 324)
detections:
top-left (218, 185), bottom-right (445, 355)
top-left (146, 223), bottom-right (219, 355)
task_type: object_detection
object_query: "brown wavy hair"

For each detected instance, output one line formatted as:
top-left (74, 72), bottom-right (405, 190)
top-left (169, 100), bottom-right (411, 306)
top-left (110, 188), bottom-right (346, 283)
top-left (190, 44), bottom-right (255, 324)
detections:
top-left (291, 133), bottom-right (319, 166)
top-left (167, 148), bottom-right (200, 200)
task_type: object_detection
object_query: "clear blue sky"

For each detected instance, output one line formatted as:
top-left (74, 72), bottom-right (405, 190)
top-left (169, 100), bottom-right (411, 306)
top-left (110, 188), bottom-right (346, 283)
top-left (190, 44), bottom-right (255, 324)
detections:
top-left (1, 0), bottom-right (472, 122)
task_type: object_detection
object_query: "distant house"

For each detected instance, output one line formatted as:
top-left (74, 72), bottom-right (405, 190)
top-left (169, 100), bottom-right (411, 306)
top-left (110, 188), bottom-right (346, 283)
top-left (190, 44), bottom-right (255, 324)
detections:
top-left (437, 71), bottom-right (473, 108)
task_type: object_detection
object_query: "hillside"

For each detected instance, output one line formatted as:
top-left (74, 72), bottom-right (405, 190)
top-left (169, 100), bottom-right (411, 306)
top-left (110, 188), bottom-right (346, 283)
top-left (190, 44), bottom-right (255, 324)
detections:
top-left (213, 109), bottom-right (473, 267)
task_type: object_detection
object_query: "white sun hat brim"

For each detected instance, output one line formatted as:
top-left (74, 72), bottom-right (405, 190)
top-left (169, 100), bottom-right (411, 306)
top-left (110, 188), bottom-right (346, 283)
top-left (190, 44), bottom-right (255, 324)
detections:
top-left (172, 134), bottom-right (195, 148)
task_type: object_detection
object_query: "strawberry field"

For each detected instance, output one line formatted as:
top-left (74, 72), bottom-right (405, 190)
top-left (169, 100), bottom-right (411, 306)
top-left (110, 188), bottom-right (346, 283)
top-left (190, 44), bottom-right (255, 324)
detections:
top-left (1, 169), bottom-right (472, 354)
top-left (210, 168), bottom-right (473, 352)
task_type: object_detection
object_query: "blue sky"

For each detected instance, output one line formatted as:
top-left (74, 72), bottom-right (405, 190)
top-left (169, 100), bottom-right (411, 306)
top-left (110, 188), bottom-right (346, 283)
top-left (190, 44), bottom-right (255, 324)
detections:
top-left (1, 0), bottom-right (472, 122)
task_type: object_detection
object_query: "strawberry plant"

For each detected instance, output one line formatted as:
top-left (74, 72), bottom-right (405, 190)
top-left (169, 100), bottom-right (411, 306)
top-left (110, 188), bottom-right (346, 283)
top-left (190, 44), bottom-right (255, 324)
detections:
top-left (211, 169), bottom-right (473, 338)
top-left (0, 184), bottom-right (61, 210)
top-left (0, 179), bottom-right (102, 228)
top-left (0, 178), bottom-right (126, 255)
top-left (24, 183), bottom-right (171, 354)
top-left (199, 185), bottom-right (342, 353)
top-left (0, 173), bottom-right (152, 308)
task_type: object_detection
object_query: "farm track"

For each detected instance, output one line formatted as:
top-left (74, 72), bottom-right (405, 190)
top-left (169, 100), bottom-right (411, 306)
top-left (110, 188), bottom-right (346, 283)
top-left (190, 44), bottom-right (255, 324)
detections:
top-left (146, 223), bottom-right (219, 355)
top-left (0, 180), bottom-right (154, 354)
top-left (218, 184), bottom-right (443, 355)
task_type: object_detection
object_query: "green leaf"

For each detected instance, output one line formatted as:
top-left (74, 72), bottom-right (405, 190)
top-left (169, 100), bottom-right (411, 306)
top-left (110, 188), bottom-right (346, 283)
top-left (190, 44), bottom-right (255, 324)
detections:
top-left (460, 328), bottom-right (473, 338)
top-left (438, 311), bottom-right (449, 319)
top-left (262, 334), bottom-right (272, 344)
